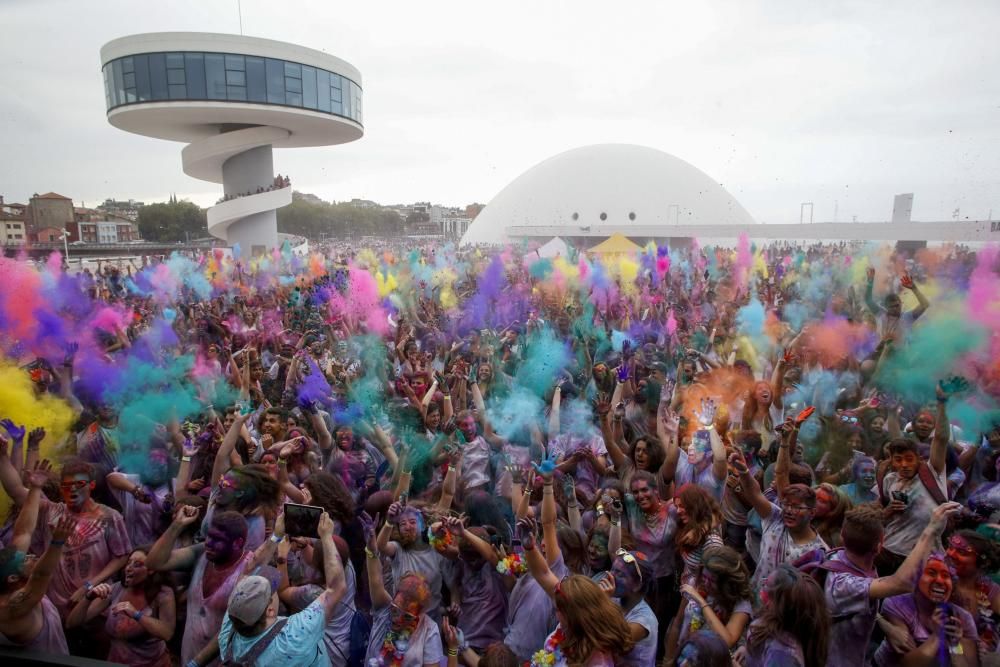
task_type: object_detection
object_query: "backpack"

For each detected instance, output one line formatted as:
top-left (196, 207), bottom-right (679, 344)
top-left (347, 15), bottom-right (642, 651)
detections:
top-left (330, 605), bottom-right (372, 667)
top-left (221, 618), bottom-right (289, 667)
top-left (876, 461), bottom-right (947, 507)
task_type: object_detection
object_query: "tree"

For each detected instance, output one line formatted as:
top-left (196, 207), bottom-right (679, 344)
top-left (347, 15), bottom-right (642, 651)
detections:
top-left (136, 200), bottom-right (207, 242)
top-left (277, 193), bottom-right (406, 240)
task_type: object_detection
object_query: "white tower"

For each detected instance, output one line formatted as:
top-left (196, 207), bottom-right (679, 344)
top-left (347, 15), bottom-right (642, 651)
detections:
top-left (100, 32), bottom-right (363, 253)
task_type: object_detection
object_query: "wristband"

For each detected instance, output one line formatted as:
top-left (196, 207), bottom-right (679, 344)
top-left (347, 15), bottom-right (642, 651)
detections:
top-left (84, 580), bottom-right (94, 591)
top-left (365, 547), bottom-right (378, 560)
top-left (50, 539), bottom-right (66, 546)
top-left (937, 396), bottom-right (948, 404)
top-left (276, 557), bottom-right (287, 565)
top-left (133, 610), bottom-right (143, 621)
top-left (187, 661), bottom-right (200, 667)
top-left (270, 534), bottom-right (283, 544)
top-left (448, 649), bottom-right (459, 657)
top-left (181, 455), bottom-right (192, 463)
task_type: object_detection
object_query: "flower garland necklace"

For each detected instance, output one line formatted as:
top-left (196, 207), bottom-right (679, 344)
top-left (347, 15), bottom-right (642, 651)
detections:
top-left (529, 625), bottom-right (566, 667)
top-left (496, 552), bottom-right (527, 577)
top-left (371, 625), bottom-right (415, 667)
top-left (427, 526), bottom-right (453, 552)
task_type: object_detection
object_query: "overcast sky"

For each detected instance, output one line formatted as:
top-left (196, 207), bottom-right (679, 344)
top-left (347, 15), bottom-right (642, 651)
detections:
top-left (1, 0), bottom-right (998, 223)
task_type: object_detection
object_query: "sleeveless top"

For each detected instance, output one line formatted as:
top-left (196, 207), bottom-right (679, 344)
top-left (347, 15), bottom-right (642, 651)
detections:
top-left (181, 550), bottom-right (254, 666)
top-left (0, 595), bottom-right (68, 655)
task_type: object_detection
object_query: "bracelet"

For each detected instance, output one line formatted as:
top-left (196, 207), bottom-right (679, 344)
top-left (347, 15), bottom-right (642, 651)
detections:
top-left (443, 395), bottom-right (451, 401)
top-left (610, 519), bottom-right (621, 527)
top-left (84, 580), bottom-right (94, 591)
top-left (133, 610), bottom-right (143, 621)
top-left (186, 661), bottom-right (200, 667)
top-left (181, 455), bottom-right (192, 463)
top-left (270, 534), bottom-right (283, 544)
top-left (365, 547), bottom-right (378, 560)
top-left (937, 396), bottom-right (948, 403)
top-left (448, 649), bottom-right (459, 657)
top-left (276, 557), bottom-right (287, 565)
top-left (50, 539), bottom-right (66, 546)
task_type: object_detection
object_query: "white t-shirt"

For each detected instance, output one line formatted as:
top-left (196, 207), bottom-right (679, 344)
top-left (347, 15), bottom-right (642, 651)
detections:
top-left (621, 600), bottom-right (658, 667)
top-left (881, 467), bottom-right (946, 556)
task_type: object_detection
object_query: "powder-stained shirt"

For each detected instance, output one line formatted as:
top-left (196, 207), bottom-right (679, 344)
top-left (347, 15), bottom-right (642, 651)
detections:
top-left (823, 550), bottom-right (878, 667)
top-left (751, 501), bottom-right (827, 593)
top-left (36, 500), bottom-right (132, 616)
top-left (621, 600), bottom-right (659, 667)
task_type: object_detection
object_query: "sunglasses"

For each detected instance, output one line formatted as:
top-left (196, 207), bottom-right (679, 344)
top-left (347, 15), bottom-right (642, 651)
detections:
top-left (839, 415), bottom-right (859, 424)
top-left (616, 548), bottom-right (643, 582)
top-left (390, 602), bottom-right (419, 625)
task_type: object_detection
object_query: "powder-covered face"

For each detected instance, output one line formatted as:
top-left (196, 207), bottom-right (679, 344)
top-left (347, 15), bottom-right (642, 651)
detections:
top-left (754, 382), bottom-right (773, 405)
top-left (857, 462), bottom-right (877, 489)
top-left (587, 533), bottom-right (609, 571)
top-left (611, 556), bottom-right (640, 597)
top-left (675, 498), bottom-right (689, 525)
top-left (918, 559), bottom-right (953, 603)
top-left (458, 415), bottom-right (477, 440)
top-left (688, 430), bottom-right (711, 466)
top-left (140, 449), bottom-right (170, 487)
top-left (780, 498), bottom-right (814, 529)
top-left (870, 416), bottom-right (886, 433)
top-left (946, 536), bottom-right (978, 577)
top-left (397, 508), bottom-right (422, 546)
top-left (60, 473), bottom-right (92, 510)
top-left (205, 525), bottom-right (244, 563)
top-left (631, 480), bottom-right (657, 513)
top-left (123, 551), bottom-right (150, 587)
top-left (814, 488), bottom-right (834, 519)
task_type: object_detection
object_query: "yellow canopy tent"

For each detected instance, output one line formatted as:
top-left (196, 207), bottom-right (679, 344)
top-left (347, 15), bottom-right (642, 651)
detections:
top-left (587, 233), bottom-right (641, 259)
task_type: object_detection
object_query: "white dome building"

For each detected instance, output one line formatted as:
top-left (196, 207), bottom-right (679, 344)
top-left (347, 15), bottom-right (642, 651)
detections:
top-left (460, 144), bottom-right (755, 245)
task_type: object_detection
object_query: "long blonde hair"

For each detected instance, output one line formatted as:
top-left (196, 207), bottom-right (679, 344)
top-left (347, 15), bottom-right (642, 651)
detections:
top-left (555, 575), bottom-right (634, 663)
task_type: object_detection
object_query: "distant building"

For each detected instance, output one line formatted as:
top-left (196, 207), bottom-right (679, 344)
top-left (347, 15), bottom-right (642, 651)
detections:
top-left (66, 219), bottom-right (141, 243)
top-left (349, 198), bottom-right (379, 209)
top-left (25, 192), bottom-right (74, 242)
top-left (97, 198), bottom-right (145, 221)
top-left (0, 196), bottom-right (27, 246)
top-left (431, 204), bottom-right (473, 240)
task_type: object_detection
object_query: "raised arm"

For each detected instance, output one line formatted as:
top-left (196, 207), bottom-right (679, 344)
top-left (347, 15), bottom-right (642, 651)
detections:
top-left (361, 512), bottom-right (392, 609)
top-left (518, 517), bottom-right (561, 597)
top-left (146, 505), bottom-right (203, 572)
top-left (864, 267), bottom-right (880, 315)
top-left (12, 460), bottom-right (52, 552)
top-left (548, 384), bottom-right (562, 439)
top-left (0, 435), bottom-right (29, 506)
top-left (902, 273), bottom-right (929, 320)
top-left (929, 382), bottom-right (955, 476)
top-left (376, 501), bottom-right (402, 558)
top-left (471, 382), bottom-right (504, 449)
top-left (211, 411), bottom-right (252, 484)
top-left (870, 502), bottom-right (961, 599)
top-left (774, 420), bottom-right (796, 498)
top-left (538, 462), bottom-right (561, 566)
top-left (315, 512), bottom-right (348, 622)
top-left (658, 406), bottom-right (682, 486)
top-left (9, 514), bottom-right (75, 617)
top-left (596, 397), bottom-right (628, 472)
top-left (730, 450), bottom-right (774, 518)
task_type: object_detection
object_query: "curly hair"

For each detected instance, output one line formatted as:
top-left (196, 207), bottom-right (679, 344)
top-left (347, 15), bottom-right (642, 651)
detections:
top-left (630, 435), bottom-right (665, 473)
top-left (675, 484), bottom-right (723, 551)
top-left (303, 471), bottom-right (355, 526)
top-left (700, 546), bottom-right (752, 614)
top-left (747, 564), bottom-right (830, 667)
top-left (227, 464), bottom-right (281, 517)
top-left (953, 530), bottom-right (1000, 574)
top-left (555, 575), bottom-right (635, 663)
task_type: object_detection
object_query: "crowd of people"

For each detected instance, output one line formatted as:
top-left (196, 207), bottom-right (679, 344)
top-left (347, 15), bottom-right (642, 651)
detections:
top-left (217, 175), bottom-right (292, 205)
top-left (0, 235), bottom-right (999, 667)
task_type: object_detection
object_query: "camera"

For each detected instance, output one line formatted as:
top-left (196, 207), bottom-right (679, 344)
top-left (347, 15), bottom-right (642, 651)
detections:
top-left (891, 490), bottom-right (910, 505)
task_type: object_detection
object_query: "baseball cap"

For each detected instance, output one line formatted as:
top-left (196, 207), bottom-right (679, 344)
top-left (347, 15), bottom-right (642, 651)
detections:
top-left (227, 566), bottom-right (281, 625)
